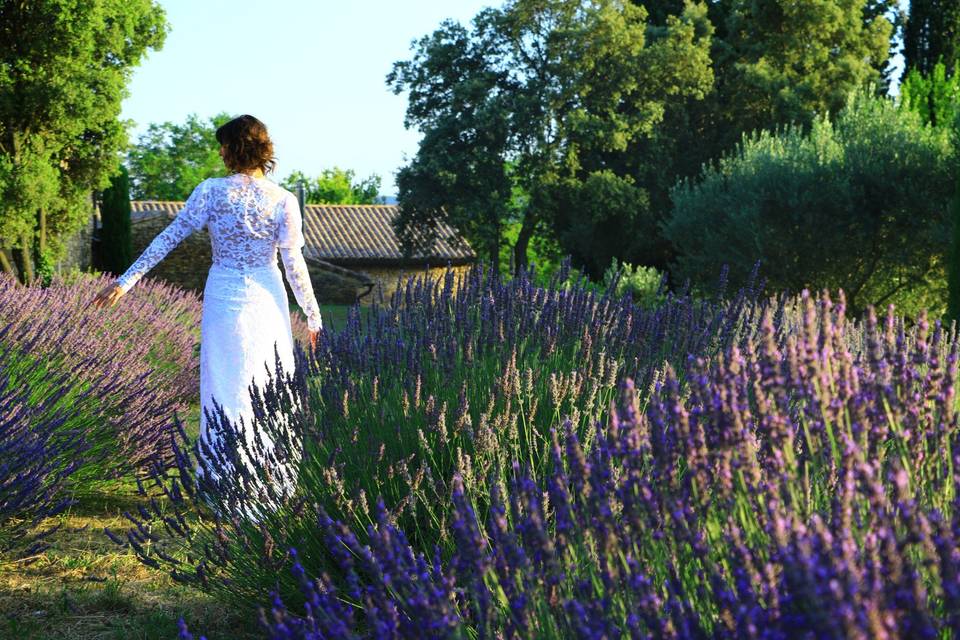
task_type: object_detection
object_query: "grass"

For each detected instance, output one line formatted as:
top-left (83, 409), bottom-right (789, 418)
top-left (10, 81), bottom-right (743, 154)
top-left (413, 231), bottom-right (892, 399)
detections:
top-left (0, 403), bottom-right (261, 640)
top-left (291, 302), bottom-right (374, 333)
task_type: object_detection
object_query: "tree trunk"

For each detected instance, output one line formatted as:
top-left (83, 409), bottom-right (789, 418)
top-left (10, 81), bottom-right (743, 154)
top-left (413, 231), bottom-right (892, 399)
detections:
top-left (485, 209), bottom-right (502, 275)
top-left (948, 163), bottom-right (960, 322)
top-left (38, 207), bottom-right (46, 261)
top-left (0, 248), bottom-right (17, 278)
top-left (513, 214), bottom-right (536, 276)
top-left (488, 240), bottom-right (500, 275)
top-left (35, 207), bottom-right (47, 283)
top-left (17, 231), bottom-right (35, 284)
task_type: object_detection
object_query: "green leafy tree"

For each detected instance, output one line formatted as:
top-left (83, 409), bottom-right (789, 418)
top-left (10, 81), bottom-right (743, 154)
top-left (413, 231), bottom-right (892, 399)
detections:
top-left (97, 165), bottom-right (133, 275)
top-left (281, 168), bottom-right (382, 204)
top-left (899, 63), bottom-right (960, 321)
top-left (387, 0), bottom-right (714, 275)
top-left (902, 0), bottom-right (960, 78)
top-left (0, 1), bottom-right (168, 284)
top-left (949, 147), bottom-right (960, 321)
top-left (715, 0), bottom-right (894, 152)
top-left (628, 0), bottom-right (897, 273)
top-left (664, 91), bottom-right (953, 316)
top-left (390, 0), bottom-right (894, 277)
top-left (127, 112), bottom-right (232, 200)
top-left (900, 61), bottom-right (960, 127)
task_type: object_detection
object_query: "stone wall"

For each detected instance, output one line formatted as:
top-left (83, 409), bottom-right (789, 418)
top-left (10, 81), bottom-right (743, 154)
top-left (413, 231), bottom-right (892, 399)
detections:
top-left (358, 264), bottom-right (474, 306)
top-left (129, 214), bottom-right (212, 293)
top-left (55, 213), bottom-right (94, 275)
top-left (130, 213), bottom-right (475, 305)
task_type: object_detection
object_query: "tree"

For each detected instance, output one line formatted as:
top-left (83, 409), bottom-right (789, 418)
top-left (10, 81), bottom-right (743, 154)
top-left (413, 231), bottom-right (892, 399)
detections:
top-left (97, 165), bottom-right (133, 276)
top-left (714, 0), bottom-right (894, 153)
top-left (902, 0), bottom-right (960, 78)
top-left (949, 151), bottom-right (960, 321)
top-left (127, 112), bottom-right (232, 200)
top-left (900, 60), bottom-right (960, 127)
top-left (280, 168), bottom-right (382, 204)
top-left (898, 62), bottom-right (960, 321)
top-left (664, 92), bottom-right (954, 316)
top-left (0, 1), bottom-right (168, 284)
top-left (388, 0), bottom-right (714, 275)
top-left (615, 0), bottom-right (896, 274)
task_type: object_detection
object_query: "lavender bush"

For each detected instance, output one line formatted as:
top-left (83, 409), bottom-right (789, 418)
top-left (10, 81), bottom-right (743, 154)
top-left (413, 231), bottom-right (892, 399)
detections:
top-left (0, 271), bottom-right (202, 479)
top-left (180, 290), bottom-right (960, 638)
top-left (108, 260), bottom-right (774, 612)
top-left (0, 325), bottom-right (95, 557)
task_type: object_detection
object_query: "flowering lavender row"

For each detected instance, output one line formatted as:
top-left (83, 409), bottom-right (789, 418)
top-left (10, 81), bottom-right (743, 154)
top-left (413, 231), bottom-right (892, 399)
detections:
top-left (0, 323), bottom-right (93, 558)
top-left (107, 261), bottom-right (772, 610)
top-left (0, 271), bottom-right (201, 477)
top-left (315, 259), bottom-right (767, 398)
top-left (182, 289), bottom-right (960, 638)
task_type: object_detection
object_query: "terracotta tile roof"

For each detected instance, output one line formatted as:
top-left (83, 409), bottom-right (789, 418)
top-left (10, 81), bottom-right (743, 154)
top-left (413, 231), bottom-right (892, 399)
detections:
top-left (130, 200), bottom-right (184, 221)
top-left (301, 204), bottom-right (474, 265)
top-left (127, 201), bottom-right (476, 266)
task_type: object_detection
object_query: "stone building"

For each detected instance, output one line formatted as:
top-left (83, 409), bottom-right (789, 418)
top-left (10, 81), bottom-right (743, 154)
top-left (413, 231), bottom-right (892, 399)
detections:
top-left (117, 200), bottom-right (476, 305)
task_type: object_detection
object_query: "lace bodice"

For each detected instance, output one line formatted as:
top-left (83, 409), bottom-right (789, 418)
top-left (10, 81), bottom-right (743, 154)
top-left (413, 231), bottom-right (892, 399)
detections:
top-left (114, 174), bottom-right (323, 331)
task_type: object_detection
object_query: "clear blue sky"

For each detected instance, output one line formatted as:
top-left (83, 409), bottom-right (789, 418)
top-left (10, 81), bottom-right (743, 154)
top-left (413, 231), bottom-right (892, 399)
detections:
top-left (122, 0), bottom-right (908, 198)
top-left (119, 1), bottom-right (495, 197)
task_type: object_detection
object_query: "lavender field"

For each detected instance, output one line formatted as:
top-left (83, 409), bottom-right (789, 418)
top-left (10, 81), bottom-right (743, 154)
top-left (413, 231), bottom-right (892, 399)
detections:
top-left (2, 262), bottom-right (959, 639)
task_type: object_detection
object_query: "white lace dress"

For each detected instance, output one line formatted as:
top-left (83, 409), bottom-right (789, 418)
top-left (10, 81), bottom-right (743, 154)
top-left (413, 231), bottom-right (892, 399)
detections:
top-left (114, 174), bottom-right (322, 503)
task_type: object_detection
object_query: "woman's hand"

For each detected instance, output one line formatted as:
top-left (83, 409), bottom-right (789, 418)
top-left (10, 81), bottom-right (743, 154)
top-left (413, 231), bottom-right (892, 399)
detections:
top-left (308, 328), bottom-right (319, 351)
top-left (92, 282), bottom-right (124, 309)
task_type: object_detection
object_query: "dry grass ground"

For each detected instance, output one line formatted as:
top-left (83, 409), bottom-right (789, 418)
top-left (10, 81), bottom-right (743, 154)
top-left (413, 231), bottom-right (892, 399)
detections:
top-left (0, 405), bottom-right (260, 640)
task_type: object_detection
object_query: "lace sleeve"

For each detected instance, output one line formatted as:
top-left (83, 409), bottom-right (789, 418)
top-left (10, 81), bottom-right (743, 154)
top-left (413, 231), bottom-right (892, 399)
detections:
top-left (115, 180), bottom-right (211, 294)
top-left (277, 193), bottom-right (322, 331)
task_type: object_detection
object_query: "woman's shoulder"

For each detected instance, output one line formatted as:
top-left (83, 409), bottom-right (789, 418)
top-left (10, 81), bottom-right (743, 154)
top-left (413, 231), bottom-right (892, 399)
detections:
top-left (203, 175), bottom-right (293, 197)
top-left (268, 182), bottom-right (298, 206)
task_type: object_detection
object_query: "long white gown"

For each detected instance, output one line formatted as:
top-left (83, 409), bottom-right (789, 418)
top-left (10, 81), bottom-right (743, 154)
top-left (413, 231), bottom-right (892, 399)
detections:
top-left (114, 173), bottom-right (322, 511)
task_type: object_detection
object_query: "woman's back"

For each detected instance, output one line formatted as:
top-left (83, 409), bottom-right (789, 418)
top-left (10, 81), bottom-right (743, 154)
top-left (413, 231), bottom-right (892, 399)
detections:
top-left (112, 173), bottom-right (319, 332)
top-left (199, 174), bottom-right (299, 270)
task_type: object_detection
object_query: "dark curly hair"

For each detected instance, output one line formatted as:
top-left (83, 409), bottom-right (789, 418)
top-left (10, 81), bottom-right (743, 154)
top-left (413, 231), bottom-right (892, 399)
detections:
top-left (215, 114), bottom-right (277, 175)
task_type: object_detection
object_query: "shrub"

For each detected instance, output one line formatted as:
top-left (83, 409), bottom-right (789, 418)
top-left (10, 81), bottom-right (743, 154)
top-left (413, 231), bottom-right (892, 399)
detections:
top-left (182, 291), bottom-right (960, 637)
top-left (0, 271), bottom-right (201, 481)
top-left (97, 164), bottom-right (134, 275)
top-left (108, 259), bottom-right (771, 611)
top-left (665, 91), bottom-right (954, 317)
top-left (0, 332), bottom-right (94, 557)
top-left (600, 257), bottom-right (664, 308)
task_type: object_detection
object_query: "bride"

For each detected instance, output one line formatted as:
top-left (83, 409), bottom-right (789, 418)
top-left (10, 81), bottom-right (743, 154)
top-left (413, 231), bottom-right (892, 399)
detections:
top-left (92, 114), bottom-right (322, 515)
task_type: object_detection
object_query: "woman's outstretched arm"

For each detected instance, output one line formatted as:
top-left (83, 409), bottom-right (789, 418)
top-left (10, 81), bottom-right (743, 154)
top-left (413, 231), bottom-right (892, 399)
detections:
top-left (277, 192), bottom-right (322, 332)
top-left (113, 179), bottom-right (212, 294)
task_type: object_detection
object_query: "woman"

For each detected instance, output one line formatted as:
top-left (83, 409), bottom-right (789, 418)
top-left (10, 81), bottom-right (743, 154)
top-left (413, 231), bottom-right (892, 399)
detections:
top-left (92, 114), bottom-right (321, 514)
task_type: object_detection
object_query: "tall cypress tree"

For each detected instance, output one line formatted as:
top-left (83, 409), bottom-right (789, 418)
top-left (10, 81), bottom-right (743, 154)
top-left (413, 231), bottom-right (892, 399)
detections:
top-left (903, 0), bottom-right (960, 78)
top-left (945, 112), bottom-right (960, 328)
top-left (948, 158), bottom-right (960, 322)
top-left (98, 165), bottom-right (133, 276)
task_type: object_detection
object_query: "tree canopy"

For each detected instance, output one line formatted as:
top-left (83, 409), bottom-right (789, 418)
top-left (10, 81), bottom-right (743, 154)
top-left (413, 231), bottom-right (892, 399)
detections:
top-left (388, 0), bottom-right (715, 275)
top-left (127, 112), bottom-right (232, 201)
top-left (0, 0), bottom-right (168, 283)
top-left (390, 0), bottom-right (897, 277)
top-left (902, 0), bottom-right (960, 78)
top-left (280, 168), bottom-right (382, 205)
